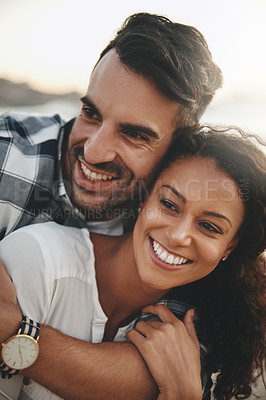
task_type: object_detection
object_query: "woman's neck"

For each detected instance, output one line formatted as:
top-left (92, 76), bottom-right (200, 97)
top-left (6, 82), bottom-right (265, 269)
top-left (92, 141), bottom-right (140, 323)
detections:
top-left (91, 232), bottom-right (167, 328)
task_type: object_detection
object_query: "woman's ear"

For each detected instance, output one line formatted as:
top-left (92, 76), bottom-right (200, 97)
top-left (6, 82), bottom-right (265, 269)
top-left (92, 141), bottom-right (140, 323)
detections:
top-left (222, 236), bottom-right (240, 260)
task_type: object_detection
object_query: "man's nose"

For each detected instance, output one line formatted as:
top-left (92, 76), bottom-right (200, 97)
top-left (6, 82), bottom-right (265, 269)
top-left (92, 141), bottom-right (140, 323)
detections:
top-left (83, 124), bottom-right (118, 164)
top-left (167, 217), bottom-right (193, 248)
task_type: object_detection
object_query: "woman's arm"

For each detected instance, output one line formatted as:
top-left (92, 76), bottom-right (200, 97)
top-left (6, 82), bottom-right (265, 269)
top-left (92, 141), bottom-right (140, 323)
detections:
top-left (126, 304), bottom-right (202, 400)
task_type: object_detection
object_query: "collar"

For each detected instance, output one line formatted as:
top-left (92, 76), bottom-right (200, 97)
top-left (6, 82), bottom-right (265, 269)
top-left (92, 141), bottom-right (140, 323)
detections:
top-left (55, 118), bottom-right (75, 200)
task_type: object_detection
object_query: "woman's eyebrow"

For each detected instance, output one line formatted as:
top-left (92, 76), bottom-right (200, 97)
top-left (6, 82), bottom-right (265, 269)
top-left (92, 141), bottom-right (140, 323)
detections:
top-left (161, 185), bottom-right (186, 203)
top-left (161, 185), bottom-right (233, 227)
top-left (203, 211), bottom-right (232, 227)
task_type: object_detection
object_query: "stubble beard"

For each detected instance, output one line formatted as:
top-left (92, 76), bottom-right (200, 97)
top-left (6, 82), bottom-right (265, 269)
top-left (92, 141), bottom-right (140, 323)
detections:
top-left (70, 168), bottom-right (157, 221)
top-left (67, 146), bottom-right (158, 221)
top-left (68, 152), bottom-right (136, 221)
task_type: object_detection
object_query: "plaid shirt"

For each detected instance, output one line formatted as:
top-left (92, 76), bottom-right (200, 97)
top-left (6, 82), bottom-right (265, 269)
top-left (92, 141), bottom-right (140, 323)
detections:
top-left (0, 112), bottom-right (88, 240)
top-left (0, 112), bottom-right (212, 398)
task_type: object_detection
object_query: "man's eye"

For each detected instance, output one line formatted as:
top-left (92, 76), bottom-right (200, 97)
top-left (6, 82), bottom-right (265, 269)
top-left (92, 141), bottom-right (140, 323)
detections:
top-left (199, 222), bottom-right (222, 234)
top-left (82, 107), bottom-right (99, 120)
top-left (124, 130), bottom-right (148, 141)
top-left (160, 199), bottom-right (178, 212)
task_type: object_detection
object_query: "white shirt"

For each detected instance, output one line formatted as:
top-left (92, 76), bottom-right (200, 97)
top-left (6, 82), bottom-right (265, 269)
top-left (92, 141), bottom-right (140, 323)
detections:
top-left (0, 222), bottom-right (135, 400)
top-left (87, 216), bottom-right (124, 236)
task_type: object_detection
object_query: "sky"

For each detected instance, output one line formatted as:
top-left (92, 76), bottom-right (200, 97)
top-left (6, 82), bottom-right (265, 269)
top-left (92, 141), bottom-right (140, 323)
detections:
top-left (0, 0), bottom-right (266, 138)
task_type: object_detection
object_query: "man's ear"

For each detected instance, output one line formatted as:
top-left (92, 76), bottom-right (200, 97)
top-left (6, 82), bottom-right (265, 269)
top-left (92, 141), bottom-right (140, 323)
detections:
top-left (222, 236), bottom-right (240, 260)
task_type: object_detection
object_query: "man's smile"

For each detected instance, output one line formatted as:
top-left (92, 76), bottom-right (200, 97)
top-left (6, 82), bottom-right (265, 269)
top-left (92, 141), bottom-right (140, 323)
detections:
top-left (80, 161), bottom-right (117, 182)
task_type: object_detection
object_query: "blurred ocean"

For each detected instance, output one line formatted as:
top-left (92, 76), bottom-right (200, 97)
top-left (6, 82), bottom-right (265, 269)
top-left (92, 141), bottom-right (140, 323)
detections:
top-left (202, 100), bottom-right (266, 142)
top-left (0, 98), bottom-right (81, 122)
top-left (1, 97), bottom-right (265, 145)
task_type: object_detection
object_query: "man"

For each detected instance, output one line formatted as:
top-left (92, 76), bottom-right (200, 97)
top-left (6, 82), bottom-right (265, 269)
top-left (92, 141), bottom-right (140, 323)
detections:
top-left (0, 13), bottom-right (222, 399)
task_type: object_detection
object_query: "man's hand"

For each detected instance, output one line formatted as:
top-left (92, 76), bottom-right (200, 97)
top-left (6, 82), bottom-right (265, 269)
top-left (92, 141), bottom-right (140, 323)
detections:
top-left (0, 260), bottom-right (21, 343)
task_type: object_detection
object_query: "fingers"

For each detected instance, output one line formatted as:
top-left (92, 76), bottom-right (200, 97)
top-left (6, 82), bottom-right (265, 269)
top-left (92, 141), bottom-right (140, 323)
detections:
top-left (126, 318), bottom-right (163, 348)
top-left (126, 304), bottom-right (202, 400)
top-left (125, 329), bottom-right (146, 345)
top-left (142, 304), bottom-right (179, 324)
top-left (141, 304), bottom-right (200, 349)
top-left (183, 309), bottom-right (199, 348)
top-left (130, 304), bottom-right (200, 344)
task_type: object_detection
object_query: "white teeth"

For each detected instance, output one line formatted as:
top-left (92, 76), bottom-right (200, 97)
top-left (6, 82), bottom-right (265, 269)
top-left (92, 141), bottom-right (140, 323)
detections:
top-left (157, 247), bottom-right (163, 256)
top-left (159, 251), bottom-right (168, 261)
top-left (154, 242), bottom-right (159, 251)
top-left (152, 240), bottom-right (190, 266)
top-left (165, 255), bottom-right (174, 264)
top-left (81, 163), bottom-right (114, 181)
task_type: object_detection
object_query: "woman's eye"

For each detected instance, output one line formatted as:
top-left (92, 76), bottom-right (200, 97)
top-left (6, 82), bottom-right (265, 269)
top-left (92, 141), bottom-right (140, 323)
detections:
top-left (199, 222), bottom-right (222, 234)
top-left (160, 199), bottom-right (178, 212)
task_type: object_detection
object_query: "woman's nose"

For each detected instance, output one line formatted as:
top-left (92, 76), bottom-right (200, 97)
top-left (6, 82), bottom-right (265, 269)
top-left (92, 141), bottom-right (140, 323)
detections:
top-left (167, 217), bottom-right (193, 247)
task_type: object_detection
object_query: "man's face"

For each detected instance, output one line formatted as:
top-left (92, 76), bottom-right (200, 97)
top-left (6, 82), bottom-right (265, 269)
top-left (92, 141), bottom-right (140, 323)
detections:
top-left (63, 49), bottom-right (182, 220)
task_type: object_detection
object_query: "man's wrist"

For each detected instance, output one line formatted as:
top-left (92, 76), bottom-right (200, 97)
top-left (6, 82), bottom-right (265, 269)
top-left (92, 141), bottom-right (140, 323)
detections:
top-left (0, 307), bottom-right (22, 344)
top-left (1, 316), bottom-right (40, 379)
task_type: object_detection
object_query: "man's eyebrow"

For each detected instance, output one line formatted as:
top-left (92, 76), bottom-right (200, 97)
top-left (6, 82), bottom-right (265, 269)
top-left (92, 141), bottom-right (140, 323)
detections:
top-left (120, 123), bottom-right (160, 140)
top-left (203, 211), bottom-right (232, 227)
top-left (161, 185), bottom-right (186, 203)
top-left (80, 96), bottom-right (101, 116)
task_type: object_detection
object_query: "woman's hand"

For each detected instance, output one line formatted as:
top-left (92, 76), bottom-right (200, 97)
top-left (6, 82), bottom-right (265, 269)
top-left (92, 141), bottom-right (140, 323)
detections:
top-left (126, 304), bottom-right (202, 400)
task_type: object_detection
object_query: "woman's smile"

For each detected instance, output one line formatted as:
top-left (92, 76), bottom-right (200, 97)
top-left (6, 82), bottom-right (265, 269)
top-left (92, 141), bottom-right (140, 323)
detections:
top-left (133, 156), bottom-right (244, 290)
top-left (149, 237), bottom-right (192, 271)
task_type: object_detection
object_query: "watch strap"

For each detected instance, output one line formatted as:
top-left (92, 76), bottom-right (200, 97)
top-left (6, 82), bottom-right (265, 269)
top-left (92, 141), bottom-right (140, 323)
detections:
top-left (1, 316), bottom-right (40, 379)
top-left (20, 316), bottom-right (40, 340)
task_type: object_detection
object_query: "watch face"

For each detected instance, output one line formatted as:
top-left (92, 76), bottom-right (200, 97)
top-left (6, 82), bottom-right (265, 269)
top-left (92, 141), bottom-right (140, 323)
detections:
top-left (1, 334), bottom-right (39, 370)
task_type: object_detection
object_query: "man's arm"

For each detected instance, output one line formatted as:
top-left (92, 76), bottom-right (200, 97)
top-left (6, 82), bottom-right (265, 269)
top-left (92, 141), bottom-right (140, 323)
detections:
top-left (0, 261), bottom-right (158, 400)
top-left (25, 326), bottom-right (158, 400)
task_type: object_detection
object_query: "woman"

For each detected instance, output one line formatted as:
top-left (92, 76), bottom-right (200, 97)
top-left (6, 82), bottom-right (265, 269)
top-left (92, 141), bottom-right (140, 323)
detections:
top-left (127, 126), bottom-right (266, 400)
top-left (0, 126), bottom-right (265, 400)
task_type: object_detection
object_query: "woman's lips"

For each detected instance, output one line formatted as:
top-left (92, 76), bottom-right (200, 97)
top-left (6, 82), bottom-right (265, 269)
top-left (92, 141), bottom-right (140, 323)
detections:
top-left (149, 237), bottom-right (192, 271)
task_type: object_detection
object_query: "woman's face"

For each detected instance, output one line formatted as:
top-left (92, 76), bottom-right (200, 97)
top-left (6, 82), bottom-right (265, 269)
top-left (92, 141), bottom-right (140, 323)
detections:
top-left (133, 156), bottom-right (244, 291)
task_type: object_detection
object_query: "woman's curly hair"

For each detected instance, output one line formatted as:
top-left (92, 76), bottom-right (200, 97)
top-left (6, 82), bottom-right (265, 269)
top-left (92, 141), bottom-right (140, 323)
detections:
top-left (165, 126), bottom-right (266, 399)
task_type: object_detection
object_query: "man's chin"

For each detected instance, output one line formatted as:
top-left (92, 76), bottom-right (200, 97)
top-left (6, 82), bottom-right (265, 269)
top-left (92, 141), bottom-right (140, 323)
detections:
top-left (72, 196), bottom-right (119, 221)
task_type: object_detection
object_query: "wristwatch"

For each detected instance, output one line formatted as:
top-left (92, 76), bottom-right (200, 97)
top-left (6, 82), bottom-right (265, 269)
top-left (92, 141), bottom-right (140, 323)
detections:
top-left (1, 316), bottom-right (40, 378)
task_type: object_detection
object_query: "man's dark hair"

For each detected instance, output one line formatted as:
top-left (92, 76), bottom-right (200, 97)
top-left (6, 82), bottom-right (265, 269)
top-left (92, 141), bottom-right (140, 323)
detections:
top-left (98, 12), bottom-right (223, 127)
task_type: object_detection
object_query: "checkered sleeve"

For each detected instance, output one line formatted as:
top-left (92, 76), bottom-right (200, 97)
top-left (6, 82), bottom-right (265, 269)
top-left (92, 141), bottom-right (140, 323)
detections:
top-left (0, 112), bottom-right (64, 239)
